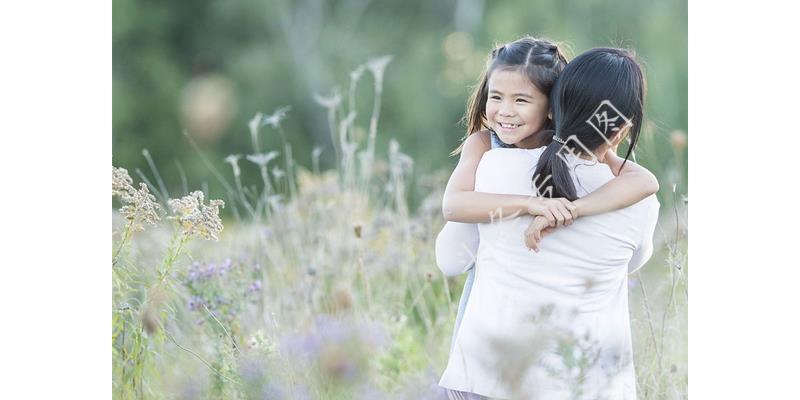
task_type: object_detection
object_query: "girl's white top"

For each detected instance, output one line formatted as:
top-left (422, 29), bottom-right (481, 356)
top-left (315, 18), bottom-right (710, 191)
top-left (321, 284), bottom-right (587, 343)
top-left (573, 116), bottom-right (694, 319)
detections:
top-left (438, 147), bottom-right (659, 400)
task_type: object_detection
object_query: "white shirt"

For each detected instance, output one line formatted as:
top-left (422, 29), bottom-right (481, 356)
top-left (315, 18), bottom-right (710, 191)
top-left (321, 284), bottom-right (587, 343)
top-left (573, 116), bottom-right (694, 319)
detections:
top-left (438, 147), bottom-right (659, 400)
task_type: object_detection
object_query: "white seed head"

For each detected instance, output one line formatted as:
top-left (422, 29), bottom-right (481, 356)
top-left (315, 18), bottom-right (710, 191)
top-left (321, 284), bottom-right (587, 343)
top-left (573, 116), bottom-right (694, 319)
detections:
top-left (263, 106), bottom-right (291, 129)
top-left (246, 151), bottom-right (280, 168)
top-left (167, 191), bottom-right (225, 241)
top-left (224, 154), bottom-right (242, 177)
top-left (366, 55), bottom-right (394, 85)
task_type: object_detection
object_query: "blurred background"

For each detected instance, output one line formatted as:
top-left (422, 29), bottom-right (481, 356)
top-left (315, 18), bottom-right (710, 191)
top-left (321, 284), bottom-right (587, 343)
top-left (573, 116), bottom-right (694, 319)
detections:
top-left (113, 1), bottom-right (687, 398)
top-left (113, 0), bottom-right (687, 208)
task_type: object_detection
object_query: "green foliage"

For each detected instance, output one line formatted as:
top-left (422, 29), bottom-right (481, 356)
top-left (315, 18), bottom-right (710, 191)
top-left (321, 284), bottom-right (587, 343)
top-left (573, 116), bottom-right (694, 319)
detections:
top-left (113, 0), bottom-right (687, 209)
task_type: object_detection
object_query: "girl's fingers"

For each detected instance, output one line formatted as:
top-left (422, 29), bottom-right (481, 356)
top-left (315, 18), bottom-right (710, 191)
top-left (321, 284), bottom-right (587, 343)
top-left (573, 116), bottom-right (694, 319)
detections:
top-left (551, 207), bottom-right (566, 227)
top-left (544, 210), bottom-right (556, 225)
top-left (564, 201), bottom-right (579, 220)
top-left (525, 230), bottom-right (539, 252)
top-left (557, 198), bottom-right (578, 221)
top-left (558, 204), bottom-right (574, 225)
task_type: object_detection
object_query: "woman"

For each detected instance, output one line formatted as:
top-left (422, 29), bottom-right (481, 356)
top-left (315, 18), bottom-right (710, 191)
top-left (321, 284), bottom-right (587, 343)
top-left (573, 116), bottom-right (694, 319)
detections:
top-left (438, 48), bottom-right (659, 400)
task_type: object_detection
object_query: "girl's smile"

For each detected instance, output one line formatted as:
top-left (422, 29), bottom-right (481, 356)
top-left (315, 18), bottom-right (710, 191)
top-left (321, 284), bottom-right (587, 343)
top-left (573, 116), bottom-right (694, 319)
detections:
top-left (486, 68), bottom-right (550, 148)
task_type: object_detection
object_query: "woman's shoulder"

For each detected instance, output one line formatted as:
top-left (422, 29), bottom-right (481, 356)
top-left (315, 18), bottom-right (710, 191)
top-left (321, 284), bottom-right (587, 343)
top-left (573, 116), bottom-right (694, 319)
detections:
top-left (480, 146), bottom-right (542, 171)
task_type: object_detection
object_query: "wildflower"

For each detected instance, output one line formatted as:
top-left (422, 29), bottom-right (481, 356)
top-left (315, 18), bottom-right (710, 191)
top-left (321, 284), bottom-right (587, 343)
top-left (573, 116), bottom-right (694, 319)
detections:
top-left (350, 64), bottom-right (366, 82)
top-left (246, 151), bottom-right (280, 168)
top-left (188, 295), bottom-right (205, 311)
top-left (248, 112), bottom-right (264, 139)
top-left (247, 112), bottom-right (264, 151)
top-left (388, 139), bottom-right (414, 175)
top-left (271, 167), bottom-right (285, 180)
top-left (366, 55), bottom-right (394, 86)
top-left (313, 89), bottom-right (342, 109)
top-left (112, 166), bottom-right (134, 197)
top-left (112, 166), bottom-right (161, 232)
top-left (167, 191), bottom-right (225, 241)
top-left (203, 263), bottom-right (217, 279)
top-left (246, 280), bottom-right (262, 295)
top-left (187, 262), bottom-right (200, 282)
top-left (224, 154), bottom-right (242, 177)
top-left (262, 106), bottom-right (291, 129)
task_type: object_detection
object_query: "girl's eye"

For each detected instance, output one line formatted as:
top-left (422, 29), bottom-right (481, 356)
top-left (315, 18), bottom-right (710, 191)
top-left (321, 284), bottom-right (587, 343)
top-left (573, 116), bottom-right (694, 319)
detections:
top-left (516, 99), bottom-right (529, 103)
top-left (490, 96), bottom-right (501, 100)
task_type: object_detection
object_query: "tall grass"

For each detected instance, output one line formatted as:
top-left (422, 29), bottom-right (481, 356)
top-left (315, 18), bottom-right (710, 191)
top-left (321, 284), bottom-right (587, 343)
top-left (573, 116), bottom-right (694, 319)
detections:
top-left (112, 56), bottom-right (687, 399)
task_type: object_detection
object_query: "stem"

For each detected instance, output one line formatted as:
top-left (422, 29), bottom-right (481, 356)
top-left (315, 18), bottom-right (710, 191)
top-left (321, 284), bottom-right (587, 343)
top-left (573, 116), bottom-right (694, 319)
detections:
top-left (327, 107), bottom-right (340, 170)
top-left (142, 148), bottom-right (170, 202)
top-left (155, 234), bottom-right (188, 289)
top-left (112, 222), bottom-right (134, 266)
top-left (283, 140), bottom-right (297, 199)
top-left (202, 303), bottom-right (240, 355)
top-left (181, 129), bottom-right (238, 200)
top-left (234, 173), bottom-right (257, 220)
top-left (363, 81), bottom-right (384, 186)
top-left (164, 330), bottom-right (239, 385)
top-left (175, 160), bottom-right (189, 196)
top-left (637, 272), bottom-right (662, 368)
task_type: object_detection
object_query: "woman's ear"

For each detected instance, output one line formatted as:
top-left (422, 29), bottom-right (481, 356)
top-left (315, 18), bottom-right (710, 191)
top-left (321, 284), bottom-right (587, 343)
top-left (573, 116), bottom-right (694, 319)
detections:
top-left (609, 126), bottom-right (630, 152)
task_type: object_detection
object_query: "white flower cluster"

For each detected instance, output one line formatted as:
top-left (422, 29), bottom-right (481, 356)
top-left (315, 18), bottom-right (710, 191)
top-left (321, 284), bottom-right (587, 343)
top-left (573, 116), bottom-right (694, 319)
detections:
top-left (167, 191), bottom-right (225, 241)
top-left (112, 166), bottom-right (161, 232)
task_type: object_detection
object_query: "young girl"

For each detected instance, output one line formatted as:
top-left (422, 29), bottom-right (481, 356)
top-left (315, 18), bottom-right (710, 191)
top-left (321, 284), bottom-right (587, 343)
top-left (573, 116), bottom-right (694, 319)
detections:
top-left (439, 47), bottom-right (658, 399)
top-left (436, 38), bottom-right (658, 399)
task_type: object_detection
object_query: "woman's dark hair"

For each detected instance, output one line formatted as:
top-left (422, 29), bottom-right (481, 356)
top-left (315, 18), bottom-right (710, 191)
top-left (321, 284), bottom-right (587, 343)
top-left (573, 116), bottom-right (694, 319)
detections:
top-left (453, 36), bottom-right (569, 155)
top-left (532, 47), bottom-right (646, 200)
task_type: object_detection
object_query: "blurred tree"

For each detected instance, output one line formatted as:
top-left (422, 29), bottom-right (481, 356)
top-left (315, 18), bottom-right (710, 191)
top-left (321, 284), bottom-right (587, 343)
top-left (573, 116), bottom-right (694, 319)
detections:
top-left (113, 0), bottom-right (686, 205)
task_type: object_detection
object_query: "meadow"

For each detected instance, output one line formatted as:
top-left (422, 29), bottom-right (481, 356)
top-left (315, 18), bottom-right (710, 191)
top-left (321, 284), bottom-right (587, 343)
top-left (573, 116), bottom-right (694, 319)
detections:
top-left (112, 57), bottom-right (687, 399)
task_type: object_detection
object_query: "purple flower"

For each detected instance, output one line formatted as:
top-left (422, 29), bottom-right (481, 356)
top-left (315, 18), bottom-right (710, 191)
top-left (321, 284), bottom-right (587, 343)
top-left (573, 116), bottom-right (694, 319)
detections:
top-left (314, 315), bottom-right (351, 344)
top-left (187, 295), bottom-right (204, 311)
top-left (203, 263), bottom-right (217, 279)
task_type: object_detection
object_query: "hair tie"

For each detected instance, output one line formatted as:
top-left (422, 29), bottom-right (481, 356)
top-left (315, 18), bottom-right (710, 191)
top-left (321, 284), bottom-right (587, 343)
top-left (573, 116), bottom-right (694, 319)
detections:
top-left (552, 135), bottom-right (567, 145)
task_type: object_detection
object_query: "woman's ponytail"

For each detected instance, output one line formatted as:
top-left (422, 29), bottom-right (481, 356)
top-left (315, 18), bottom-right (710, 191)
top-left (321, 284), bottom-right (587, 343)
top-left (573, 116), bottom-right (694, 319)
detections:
top-left (533, 139), bottom-right (578, 201)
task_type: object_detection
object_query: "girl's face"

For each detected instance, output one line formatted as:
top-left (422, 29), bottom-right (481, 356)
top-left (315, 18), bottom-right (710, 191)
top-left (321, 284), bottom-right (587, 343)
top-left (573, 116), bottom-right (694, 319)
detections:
top-left (485, 68), bottom-right (550, 148)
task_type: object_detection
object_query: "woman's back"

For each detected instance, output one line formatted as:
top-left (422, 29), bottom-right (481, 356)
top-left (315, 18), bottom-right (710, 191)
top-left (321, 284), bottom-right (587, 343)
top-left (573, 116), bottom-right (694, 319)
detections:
top-left (439, 147), bottom-right (659, 400)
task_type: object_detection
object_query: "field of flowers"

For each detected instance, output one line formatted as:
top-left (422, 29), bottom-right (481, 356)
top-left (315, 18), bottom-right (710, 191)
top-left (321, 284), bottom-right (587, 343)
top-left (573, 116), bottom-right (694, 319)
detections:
top-left (112, 58), bottom-right (687, 399)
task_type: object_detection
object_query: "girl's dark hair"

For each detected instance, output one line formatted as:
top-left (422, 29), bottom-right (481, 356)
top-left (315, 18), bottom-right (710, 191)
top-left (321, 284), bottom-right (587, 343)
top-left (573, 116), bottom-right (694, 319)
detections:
top-left (532, 47), bottom-right (646, 201)
top-left (453, 36), bottom-right (569, 155)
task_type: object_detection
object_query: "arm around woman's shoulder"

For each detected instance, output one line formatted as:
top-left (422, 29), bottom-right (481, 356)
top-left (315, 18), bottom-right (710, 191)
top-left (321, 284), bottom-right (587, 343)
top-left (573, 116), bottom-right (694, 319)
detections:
top-left (441, 131), bottom-right (549, 223)
top-left (574, 152), bottom-right (660, 217)
top-left (441, 131), bottom-right (492, 215)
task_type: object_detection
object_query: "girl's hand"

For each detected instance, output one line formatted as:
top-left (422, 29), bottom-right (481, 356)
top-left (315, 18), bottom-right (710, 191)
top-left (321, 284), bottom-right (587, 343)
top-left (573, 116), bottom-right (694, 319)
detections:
top-left (526, 197), bottom-right (578, 227)
top-left (525, 215), bottom-right (557, 252)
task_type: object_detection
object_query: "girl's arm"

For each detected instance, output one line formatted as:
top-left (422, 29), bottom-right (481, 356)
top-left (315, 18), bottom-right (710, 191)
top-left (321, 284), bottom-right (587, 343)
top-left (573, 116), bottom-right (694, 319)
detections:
top-left (434, 132), bottom-right (492, 276)
top-left (571, 150), bottom-right (660, 217)
top-left (441, 131), bottom-right (575, 224)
